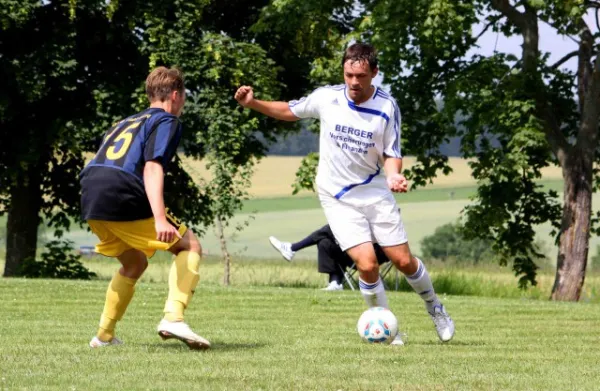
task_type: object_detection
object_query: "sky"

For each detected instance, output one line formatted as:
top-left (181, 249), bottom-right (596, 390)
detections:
top-left (375, 9), bottom-right (598, 86)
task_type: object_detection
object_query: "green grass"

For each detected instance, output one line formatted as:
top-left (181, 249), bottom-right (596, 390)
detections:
top-left (65, 256), bottom-right (600, 302)
top-left (0, 278), bottom-right (599, 390)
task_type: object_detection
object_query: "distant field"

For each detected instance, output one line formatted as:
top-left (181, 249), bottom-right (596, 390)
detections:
top-left (241, 179), bottom-right (564, 213)
top-left (181, 155), bottom-right (565, 199)
top-left (60, 192), bottom-right (600, 267)
top-left (0, 156), bottom-right (589, 267)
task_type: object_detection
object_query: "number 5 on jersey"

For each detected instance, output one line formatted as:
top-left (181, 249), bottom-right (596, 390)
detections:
top-left (104, 121), bottom-right (140, 161)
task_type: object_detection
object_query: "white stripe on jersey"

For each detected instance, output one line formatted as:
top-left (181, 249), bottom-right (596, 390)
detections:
top-left (289, 84), bottom-right (402, 207)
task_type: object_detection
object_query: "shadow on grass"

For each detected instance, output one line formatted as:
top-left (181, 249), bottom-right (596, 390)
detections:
top-left (409, 340), bottom-right (487, 346)
top-left (149, 341), bottom-right (268, 352)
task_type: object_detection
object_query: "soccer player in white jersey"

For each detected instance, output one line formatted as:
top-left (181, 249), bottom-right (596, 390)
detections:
top-left (234, 43), bottom-right (454, 344)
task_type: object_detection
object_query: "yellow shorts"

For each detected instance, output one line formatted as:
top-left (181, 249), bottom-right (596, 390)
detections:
top-left (87, 211), bottom-right (187, 258)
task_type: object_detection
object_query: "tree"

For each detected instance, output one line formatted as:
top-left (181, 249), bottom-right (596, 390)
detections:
top-left (290, 0), bottom-right (595, 301)
top-left (137, 0), bottom-right (282, 282)
top-left (1, 0), bottom-right (292, 278)
top-left (0, 0), bottom-right (146, 276)
top-left (365, 0), bottom-right (598, 300)
top-left (420, 222), bottom-right (496, 264)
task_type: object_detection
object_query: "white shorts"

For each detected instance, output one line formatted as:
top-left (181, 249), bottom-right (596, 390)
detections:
top-left (318, 192), bottom-right (408, 251)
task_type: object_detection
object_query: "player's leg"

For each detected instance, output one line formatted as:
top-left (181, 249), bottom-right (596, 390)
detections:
top-left (318, 192), bottom-right (387, 307)
top-left (317, 238), bottom-right (344, 290)
top-left (371, 197), bottom-right (454, 342)
top-left (94, 249), bottom-right (147, 345)
top-left (87, 220), bottom-right (147, 348)
top-left (383, 244), bottom-right (454, 342)
top-left (100, 215), bottom-right (209, 349)
top-left (346, 243), bottom-right (388, 308)
top-left (162, 229), bottom-right (202, 323)
top-left (156, 218), bottom-right (210, 350)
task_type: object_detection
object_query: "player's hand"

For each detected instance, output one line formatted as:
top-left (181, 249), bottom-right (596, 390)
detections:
top-left (155, 217), bottom-right (182, 243)
top-left (234, 86), bottom-right (254, 107)
top-left (387, 173), bottom-right (408, 193)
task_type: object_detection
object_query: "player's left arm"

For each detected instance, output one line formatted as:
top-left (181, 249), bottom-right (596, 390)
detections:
top-left (383, 100), bottom-right (407, 193)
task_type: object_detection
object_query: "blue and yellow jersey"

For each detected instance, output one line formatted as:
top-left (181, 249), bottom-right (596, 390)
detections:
top-left (80, 108), bottom-right (183, 221)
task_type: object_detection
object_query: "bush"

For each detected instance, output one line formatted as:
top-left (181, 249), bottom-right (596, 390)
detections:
top-left (420, 222), bottom-right (496, 264)
top-left (19, 239), bottom-right (96, 280)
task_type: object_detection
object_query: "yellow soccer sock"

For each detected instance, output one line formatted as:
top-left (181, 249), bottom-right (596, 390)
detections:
top-left (163, 251), bottom-right (201, 322)
top-left (97, 272), bottom-right (137, 342)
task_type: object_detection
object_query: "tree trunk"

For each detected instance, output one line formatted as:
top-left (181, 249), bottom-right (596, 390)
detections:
top-left (551, 156), bottom-right (591, 301)
top-left (4, 168), bottom-right (42, 277)
top-left (215, 217), bottom-right (231, 286)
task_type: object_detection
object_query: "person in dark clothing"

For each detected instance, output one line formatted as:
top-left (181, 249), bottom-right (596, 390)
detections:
top-left (269, 225), bottom-right (389, 290)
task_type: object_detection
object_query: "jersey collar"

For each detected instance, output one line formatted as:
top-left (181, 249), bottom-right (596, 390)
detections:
top-left (344, 85), bottom-right (378, 106)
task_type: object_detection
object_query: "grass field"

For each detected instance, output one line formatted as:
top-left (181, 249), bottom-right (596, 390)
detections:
top-left (1, 278), bottom-right (599, 390)
top-left (70, 255), bottom-right (600, 302)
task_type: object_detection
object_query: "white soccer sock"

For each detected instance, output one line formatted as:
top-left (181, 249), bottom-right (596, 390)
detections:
top-left (359, 277), bottom-right (389, 309)
top-left (405, 258), bottom-right (441, 312)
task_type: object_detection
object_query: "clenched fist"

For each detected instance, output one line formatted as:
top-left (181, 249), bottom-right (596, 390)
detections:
top-left (234, 86), bottom-right (254, 107)
top-left (387, 173), bottom-right (408, 193)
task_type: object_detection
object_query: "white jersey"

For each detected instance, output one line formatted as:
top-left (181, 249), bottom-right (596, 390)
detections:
top-left (289, 84), bottom-right (401, 206)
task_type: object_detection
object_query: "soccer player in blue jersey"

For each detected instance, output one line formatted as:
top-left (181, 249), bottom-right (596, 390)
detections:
top-left (80, 67), bottom-right (210, 350)
top-left (235, 43), bottom-right (454, 344)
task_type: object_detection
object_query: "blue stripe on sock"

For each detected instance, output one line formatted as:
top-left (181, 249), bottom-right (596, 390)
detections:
top-left (359, 279), bottom-right (381, 290)
top-left (419, 289), bottom-right (431, 296)
top-left (406, 261), bottom-right (424, 280)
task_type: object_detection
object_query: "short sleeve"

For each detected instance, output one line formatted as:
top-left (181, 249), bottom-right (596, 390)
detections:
top-left (144, 116), bottom-right (183, 166)
top-left (288, 88), bottom-right (328, 119)
top-left (383, 100), bottom-right (402, 158)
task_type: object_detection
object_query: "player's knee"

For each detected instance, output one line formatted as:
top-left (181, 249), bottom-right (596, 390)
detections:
top-left (395, 254), bottom-right (413, 270)
top-left (124, 258), bottom-right (148, 279)
top-left (139, 259), bottom-right (149, 273)
top-left (171, 230), bottom-right (202, 255)
top-left (187, 232), bottom-right (202, 255)
top-left (359, 261), bottom-right (379, 275)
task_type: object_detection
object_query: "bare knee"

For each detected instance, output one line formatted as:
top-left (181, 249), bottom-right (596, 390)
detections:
top-left (131, 259), bottom-right (149, 276)
top-left (359, 261), bottom-right (379, 275)
top-left (394, 255), bottom-right (418, 275)
top-left (118, 250), bottom-right (148, 279)
top-left (396, 254), bottom-right (413, 269)
top-left (170, 230), bottom-right (202, 255)
top-left (188, 234), bottom-right (202, 254)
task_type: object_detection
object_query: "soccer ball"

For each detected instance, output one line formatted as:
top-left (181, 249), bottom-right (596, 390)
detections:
top-left (357, 307), bottom-right (398, 344)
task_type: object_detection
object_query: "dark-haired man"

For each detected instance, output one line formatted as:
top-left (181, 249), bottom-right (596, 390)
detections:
top-left (234, 43), bottom-right (454, 345)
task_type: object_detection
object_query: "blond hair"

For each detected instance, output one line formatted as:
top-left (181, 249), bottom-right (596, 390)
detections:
top-left (145, 66), bottom-right (185, 102)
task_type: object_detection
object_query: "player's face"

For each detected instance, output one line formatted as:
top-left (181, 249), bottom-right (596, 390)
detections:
top-left (343, 60), bottom-right (378, 104)
top-left (171, 89), bottom-right (186, 117)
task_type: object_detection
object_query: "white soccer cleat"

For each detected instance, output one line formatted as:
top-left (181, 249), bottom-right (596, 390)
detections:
top-left (429, 305), bottom-right (455, 342)
top-left (268, 236), bottom-right (295, 262)
top-left (322, 281), bottom-right (343, 291)
top-left (157, 319), bottom-right (211, 350)
top-left (89, 336), bottom-right (123, 348)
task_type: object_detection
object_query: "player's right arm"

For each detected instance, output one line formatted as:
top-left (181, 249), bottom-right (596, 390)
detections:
top-left (234, 86), bottom-right (299, 121)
